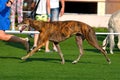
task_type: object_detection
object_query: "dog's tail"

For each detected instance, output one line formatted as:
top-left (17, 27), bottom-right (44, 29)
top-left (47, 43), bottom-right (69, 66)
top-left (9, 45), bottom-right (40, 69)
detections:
top-left (102, 35), bottom-right (109, 47)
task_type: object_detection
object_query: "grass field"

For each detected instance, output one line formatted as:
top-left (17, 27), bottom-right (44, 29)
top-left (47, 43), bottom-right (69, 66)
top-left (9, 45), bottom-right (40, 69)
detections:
top-left (0, 28), bottom-right (120, 80)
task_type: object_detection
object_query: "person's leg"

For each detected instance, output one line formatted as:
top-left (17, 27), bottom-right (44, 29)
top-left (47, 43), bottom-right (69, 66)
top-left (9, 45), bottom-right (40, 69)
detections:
top-left (51, 8), bottom-right (59, 52)
top-left (0, 30), bottom-right (30, 52)
top-left (30, 33), bottom-right (39, 50)
top-left (30, 33), bottom-right (50, 52)
top-left (17, 0), bottom-right (23, 24)
top-left (45, 40), bottom-right (50, 52)
top-left (51, 8), bottom-right (59, 21)
top-left (10, 0), bottom-right (16, 30)
top-left (30, 15), bottom-right (40, 51)
top-left (33, 33), bottom-right (39, 47)
top-left (0, 30), bottom-right (13, 41)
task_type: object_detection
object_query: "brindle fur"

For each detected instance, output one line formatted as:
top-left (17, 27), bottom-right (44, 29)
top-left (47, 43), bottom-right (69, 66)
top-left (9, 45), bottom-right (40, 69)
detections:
top-left (21, 18), bottom-right (111, 64)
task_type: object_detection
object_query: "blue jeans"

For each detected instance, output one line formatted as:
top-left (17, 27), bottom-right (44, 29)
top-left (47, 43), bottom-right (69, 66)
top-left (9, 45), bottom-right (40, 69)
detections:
top-left (50, 8), bottom-right (59, 21)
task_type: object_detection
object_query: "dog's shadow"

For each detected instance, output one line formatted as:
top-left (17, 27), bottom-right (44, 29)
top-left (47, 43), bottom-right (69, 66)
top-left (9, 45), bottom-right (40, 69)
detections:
top-left (21, 58), bottom-right (97, 64)
top-left (84, 48), bottom-right (100, 53)
top-left (0, 56), bottom-right (72, 64)
top-left (20, 57), bottom-right (74, 64)
top-left (0, 56), bottom-right (101, 64)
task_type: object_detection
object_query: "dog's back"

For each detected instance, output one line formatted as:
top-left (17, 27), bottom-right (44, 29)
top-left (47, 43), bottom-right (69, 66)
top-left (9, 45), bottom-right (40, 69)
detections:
top-left (108, 10), bottom-right (120, 32)
top-left (48, 21), bottom-right (101, 50)
top-left (45, 21), bottom-right (95, 42)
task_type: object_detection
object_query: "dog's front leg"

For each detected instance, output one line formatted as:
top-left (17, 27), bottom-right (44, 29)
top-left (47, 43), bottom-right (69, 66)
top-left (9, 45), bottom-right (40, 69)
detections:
top-left (54, 42), bottom-right (65, 64)
top-left (21, 42), bottom-right (45, 60)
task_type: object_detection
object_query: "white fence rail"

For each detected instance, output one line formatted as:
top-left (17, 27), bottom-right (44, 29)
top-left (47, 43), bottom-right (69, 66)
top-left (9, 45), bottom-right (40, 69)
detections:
top-left (5, 30), bottom-right (120, 35)
top-left (5, 30), bottom-right (39, 34)
top-left (95, 32), bottom-right (120, 35)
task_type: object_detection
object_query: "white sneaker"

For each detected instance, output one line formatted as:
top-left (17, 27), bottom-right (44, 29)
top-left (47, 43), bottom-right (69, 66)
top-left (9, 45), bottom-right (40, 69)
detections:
top-left (30, 46), bottom-right (41, 51)
top-left (53, 47), bottom-right (58, 52)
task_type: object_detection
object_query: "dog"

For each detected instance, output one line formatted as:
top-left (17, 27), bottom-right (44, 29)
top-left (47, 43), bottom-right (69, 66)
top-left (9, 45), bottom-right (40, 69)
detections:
top-left (20, 18), bottom-right (111, 64)
top-left (102, 10), bottom-right (120, 54)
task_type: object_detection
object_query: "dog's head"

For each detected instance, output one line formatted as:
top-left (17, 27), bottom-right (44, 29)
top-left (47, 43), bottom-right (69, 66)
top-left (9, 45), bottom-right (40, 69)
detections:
top-left (19, 18), bottom-right (45, 32)
top-left (18, 18), bottom-right (33, 32)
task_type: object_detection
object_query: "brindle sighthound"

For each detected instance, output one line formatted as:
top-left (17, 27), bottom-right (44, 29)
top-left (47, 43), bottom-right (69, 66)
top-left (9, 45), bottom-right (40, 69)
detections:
top-left (21, 18), bottom-right (111, 64)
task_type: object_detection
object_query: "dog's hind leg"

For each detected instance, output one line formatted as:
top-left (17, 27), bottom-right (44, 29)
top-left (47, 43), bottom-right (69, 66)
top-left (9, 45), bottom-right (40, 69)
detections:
top-left (53, 42), bottom-right (65, 64)
top-left (86, 31), bottom-right (111, 64)
top-left (72, 35), bottom-right (84, 64)
top-left (88, 40), bottom-right (111, 64)
top-left (109, 28), bottom-right (115, 54)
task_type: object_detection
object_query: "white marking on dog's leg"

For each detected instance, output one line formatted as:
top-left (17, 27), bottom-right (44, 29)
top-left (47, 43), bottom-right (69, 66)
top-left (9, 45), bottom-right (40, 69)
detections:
top-left (72, 60), bottom-right (78, 64)
top-left (21, 55), bottom-right (29, 60)
top-left (72, 55), bottom-right (82, 64)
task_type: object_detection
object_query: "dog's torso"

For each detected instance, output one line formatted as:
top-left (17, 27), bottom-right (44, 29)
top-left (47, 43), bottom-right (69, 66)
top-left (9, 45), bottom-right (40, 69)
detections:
top-left (29, 20), bottom-right (94, 42)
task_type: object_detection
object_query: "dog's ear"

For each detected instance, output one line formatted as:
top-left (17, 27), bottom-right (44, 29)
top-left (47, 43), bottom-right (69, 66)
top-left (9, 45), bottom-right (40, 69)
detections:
top-left (27, 18), bottom-right (34, 24)
top-left (24, 18), bottom-right (32, 21)
top-left (22, 18), bottom-right (32, 24)
top-left (29, 18), bottom-right (33, 22)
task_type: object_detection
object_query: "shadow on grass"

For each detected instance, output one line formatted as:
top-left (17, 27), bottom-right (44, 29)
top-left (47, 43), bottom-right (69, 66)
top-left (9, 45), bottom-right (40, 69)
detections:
top-left (20, 57), bottom-right (73, 64)
top-left (0, 56), bottom-right (72, 63)
top-left (20, 57), bottom-right (96, 64)
top-left (0, 56), bottom-right (20, 60)
top-left (2, 40), bottom-right (33, 51)
top-left (0, 56), bottom-right (102, 64)
top-left (3, 41), bottom-right (27, 50)
top-left (84, 48), bottom-right (101, 54)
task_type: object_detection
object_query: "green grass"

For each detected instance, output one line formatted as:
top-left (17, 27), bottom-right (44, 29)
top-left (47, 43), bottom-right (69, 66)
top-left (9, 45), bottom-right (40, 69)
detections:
top-left (0, 28), bottom-right (120, 80)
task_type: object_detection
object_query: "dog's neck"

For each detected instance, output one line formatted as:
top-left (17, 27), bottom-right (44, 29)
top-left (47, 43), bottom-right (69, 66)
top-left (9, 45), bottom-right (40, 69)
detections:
top-left (30, 20), bottom-right (45, 31)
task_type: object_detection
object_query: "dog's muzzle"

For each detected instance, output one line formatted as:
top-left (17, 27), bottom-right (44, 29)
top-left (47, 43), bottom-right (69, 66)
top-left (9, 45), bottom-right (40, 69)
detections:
top-left (18, 24), bottom-right (28, 32)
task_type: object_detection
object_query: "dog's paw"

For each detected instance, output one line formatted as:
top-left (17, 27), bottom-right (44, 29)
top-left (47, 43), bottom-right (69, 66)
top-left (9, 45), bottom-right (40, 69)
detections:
top-left (72, 60), bottom-right (77, 64)
top-left (108, 59), bottom-right (111, 64)
top-left (110, 50), bottom-right (114, 54)
top-left (60, 60), bottom-right (65, 64)
top-left (21, 56), bottom-right (28, 60)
